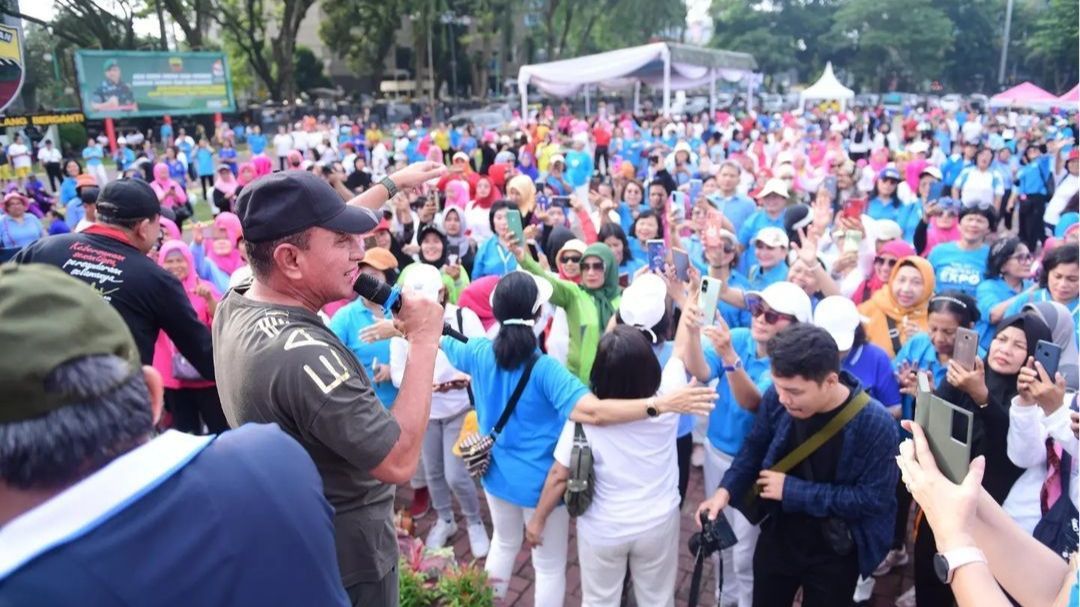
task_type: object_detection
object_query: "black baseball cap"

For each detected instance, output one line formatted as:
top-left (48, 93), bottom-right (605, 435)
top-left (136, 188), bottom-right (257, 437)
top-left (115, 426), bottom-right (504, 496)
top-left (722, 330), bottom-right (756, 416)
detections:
top-left (236, 170), bottom-right (379, 243)
top-left (96, 179), bottom-right (161, 221)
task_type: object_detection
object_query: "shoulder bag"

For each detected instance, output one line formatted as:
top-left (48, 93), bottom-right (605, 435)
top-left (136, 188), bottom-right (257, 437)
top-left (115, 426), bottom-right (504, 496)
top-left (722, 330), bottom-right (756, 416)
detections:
top-left (564, 423), bottom-right (595, 516)
top-left (456, 353), bottom-right (539, 479)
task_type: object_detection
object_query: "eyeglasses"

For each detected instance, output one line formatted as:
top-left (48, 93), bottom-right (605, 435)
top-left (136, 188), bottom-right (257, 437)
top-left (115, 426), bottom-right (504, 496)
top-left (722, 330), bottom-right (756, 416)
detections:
top-left (1009, 252), bottom-right (1034, 262)
top-left (873, 256), bottom-right (899, 268)
top-left (582, 261), bottom-right (605, 272)
top-left (747, 298), bottom-right (796, 325)
top-left (559, 254), bottom-right (582, 265)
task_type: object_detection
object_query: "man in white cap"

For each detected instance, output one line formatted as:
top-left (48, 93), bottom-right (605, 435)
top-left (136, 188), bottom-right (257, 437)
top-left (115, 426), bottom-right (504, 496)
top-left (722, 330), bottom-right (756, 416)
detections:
top-left (679, 281), bottom-right (812, 607)
top-left (737, 178), bottom-right (790, 274)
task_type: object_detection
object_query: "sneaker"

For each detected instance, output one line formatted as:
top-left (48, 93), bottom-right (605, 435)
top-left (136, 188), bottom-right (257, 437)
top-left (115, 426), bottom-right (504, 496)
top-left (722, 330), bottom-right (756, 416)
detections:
top-left (466, 521), bottom-right (490, 558)
top-left (872, 547), bottom-right (909, 577)
top-left (894, 586), bottom-right (916, 607)
top-left (409, 487), bottom-right (430, 518)
top-left (425, 518), bottom-right (458, 549)
top-left (691, 444), bottom-right (705, 468)
top-left (852, 575), bottom-right (874, 602)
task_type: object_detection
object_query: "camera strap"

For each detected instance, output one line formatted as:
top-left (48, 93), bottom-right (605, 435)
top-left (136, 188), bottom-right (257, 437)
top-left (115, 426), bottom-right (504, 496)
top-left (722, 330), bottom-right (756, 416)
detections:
top-left (688, 543), bottom-right (710, 607)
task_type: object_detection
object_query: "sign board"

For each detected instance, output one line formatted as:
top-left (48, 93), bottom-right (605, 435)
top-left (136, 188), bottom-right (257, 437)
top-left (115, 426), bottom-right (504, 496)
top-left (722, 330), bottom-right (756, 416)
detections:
top-left (0, 24), bottom-right (24, 114)
top-left (74, 50), bottom-right (235, 119)
top-left (0, 112), bottom-right (85, 128)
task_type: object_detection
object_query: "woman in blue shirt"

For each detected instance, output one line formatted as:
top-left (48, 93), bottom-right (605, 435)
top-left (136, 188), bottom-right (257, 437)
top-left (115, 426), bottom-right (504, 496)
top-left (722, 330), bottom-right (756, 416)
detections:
top-left (976, 237), bottom-right (1034, 347)
top-left (599, 222), bottom-right (645, 281)
top-left (328, 250), bottom-right (400, 407)
top-left (440, 272), bottom-right (714, 604)
top-left (0, 193), bottom-right (45, 249)
top-left (927, 205), bottom-right (995, 296)
top-left (1009, 144), bottom-right (1053, 251)
top-left (867, 167), bottom-right (904, 223)
top-left (471, 201), bottom-right (518, 279)
top-left (1005, 244), bottom-right (1079, 335)
top-left (616, 180), bottom-right (646, 234)
top-left (58, 160), bottom-right (82, 208)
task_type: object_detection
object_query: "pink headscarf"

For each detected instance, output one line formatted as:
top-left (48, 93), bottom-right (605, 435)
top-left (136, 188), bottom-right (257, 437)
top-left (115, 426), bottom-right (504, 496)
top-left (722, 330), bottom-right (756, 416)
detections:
top-left (251, 154), bottom-right (273, 177)
top-left (869, 148), bottom-right (889, 173)
top-left (457, 275), bottom-right (500, 330)
top-left (150, 162), bottom-right (187, 208)
top-left (160, 216), bottom-right (182, 241)
top-left (286, 149), bottom-right (304, 168)
top-left (924, 220), bottom-right (961, 256)
top-left (426, 145), bottom-right (443, 165)
top-left (154, 239), bottom-right (218, 389)
top-left (444, 180), bottom-right (470, 209)
top-left (237, 162), bottom-right (256, 187)
top-left (213, 166), bottom-right (239, 197)
top-left (206, 212), bottom-right (244, 275)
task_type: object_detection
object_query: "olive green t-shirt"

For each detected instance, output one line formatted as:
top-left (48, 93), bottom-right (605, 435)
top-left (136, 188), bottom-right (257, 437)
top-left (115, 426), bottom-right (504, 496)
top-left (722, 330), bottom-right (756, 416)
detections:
top-left (213, 284), bottom-right (401, 587)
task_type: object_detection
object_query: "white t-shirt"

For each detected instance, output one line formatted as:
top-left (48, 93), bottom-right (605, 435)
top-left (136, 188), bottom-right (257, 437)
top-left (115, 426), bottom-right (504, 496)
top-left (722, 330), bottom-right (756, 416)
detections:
top-left (273, 133), bottom-right (293, 157)
top-left (390, 304), bottom-right (484, 419)
top-left (961, 120), bottom-right (983, 144)
top-left (8, 143), bottom-right (30, 168)
top-left (552, 357), bottom-right (684, 547)
top-left (37, 147), bottom-right (62, 164)
top-left (955, 167), bottom-right (1002, 208)
top-left (1045, 172), bottom-right (1078, 226)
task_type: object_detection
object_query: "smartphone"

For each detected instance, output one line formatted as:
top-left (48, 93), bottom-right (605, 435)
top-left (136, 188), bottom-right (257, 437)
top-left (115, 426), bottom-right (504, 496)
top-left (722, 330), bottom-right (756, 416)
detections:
top-left (506, 209), bottom-right (525, 245)
top-left (698, 276), bottom-right (722, 326)
top-left (841, 197), bottom-right (867, 220)
top-left (551, 196), bottom-right (571, 208)
top-left (536, 193), bottom-right (550, 211)
top-left (363, 235), bottom-right (378, 249)
top-left (448, 253), bottom-right (460, 266)
top-left (669, 191), bottom-right (687, 223)
top-left (618, 272), bottom-right (630, 288)
top-left (842, 229), bottom-right (863, 253)
top-left (915, 373), bottom-right (973, 484)
top-left (823, 175), bottom-right (837, 199)
top-left (1034, 340), bottom-right (1063, 379)
top-left (953, 327), bottom-right (979, 371)
top-left (672, 248), bottom-right (690, 282)
top-left (647, 239), bottom-right (667, 273)
top-left (688, 178), bottom-right (703, 203)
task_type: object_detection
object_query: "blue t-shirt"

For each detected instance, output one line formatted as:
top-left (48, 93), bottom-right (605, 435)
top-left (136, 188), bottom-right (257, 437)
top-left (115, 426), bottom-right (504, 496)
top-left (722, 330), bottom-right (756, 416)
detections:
top-left (247, 133), bottom-right (267, 155)
top-left (0, 214), bottom-right (43, 248)
top-left (59, 177), bottom-right (79, 206)
top-left (976, 277), bottom-right (1031, 348)
top-left (927, 242), bottom-right (989, 297)
top-left (736, 210), bottom-right (784, 274)
top-left (219, 147), bottom-right (238, 167)
top-left (1015, 156), bottom-right (1052, 197)
top-left (893, 332), bottom-right (986, 434)
top-left (565, 150), bottom-right (593, 188)
top-left (82, 145), bottom-right (103, 167)
top-left (703, 328), bottom-right (773, 455)
top-left (471, 237), bottom-right (518, 279)
top-left (747, 262), bottom-right (788, 291)
top-left (194, 148), bottom-right (215, 176)
top-left (708, 193), bottom-right (756, 234)
top-left (843, 343), bottom-right (902, 408)
top-left (328, 302), bottom-right (399, 407)
top-left (867, 196), bottom-right (903, 223)
top-left (896, 200), bottom-right (923, 242)
top-left (441, 338), bottom-right (589, 507)
top-left (1005, 289), bottom-right (1079, 348)
top-left (720, 271), bottom-right (753, 329)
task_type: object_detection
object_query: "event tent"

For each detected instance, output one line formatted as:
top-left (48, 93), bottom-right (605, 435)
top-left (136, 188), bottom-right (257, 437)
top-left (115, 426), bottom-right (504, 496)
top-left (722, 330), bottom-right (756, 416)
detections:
top-left (1054, 83), bottom-right (1079, 108)
top-left (798, 62), bottom-right (854, 111)
top-left (989, 82), bottom-right (1058, 109)
top-left (516, 42), bottom-right (757, 118)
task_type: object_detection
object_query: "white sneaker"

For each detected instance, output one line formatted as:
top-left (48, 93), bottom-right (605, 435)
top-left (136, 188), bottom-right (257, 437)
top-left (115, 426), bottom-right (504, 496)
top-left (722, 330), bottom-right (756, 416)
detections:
top-left (894, 586), bottom-right (916, 607)
top-left (467, 521), bottom-right (490, 558)
top-left (873, 547), bottom-right (910, 576)
top-left (425, 518), bottom-right (457, 549)
top-left (852, 575), bottom-right (875, 602)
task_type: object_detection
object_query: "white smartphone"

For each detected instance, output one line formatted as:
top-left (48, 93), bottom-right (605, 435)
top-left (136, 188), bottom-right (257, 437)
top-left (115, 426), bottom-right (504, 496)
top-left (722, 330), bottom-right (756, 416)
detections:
top-left (698, 276), bottom-right (722, 326)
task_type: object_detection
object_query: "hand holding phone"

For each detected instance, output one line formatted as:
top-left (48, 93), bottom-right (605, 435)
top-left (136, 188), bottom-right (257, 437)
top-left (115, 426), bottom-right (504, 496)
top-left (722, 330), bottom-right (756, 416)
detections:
top-left (1033, 340), bottom-right (1063, 379)
top-left (647, 239), bottom-right (667, 273)
top-left (952, 327), bottom-right (979, 371)
top-left (505, 209), bottom-right (525, 247)
top-left (672, 248), bottom-right (691, 282)
top-left (697, 276), bottom-right (722, 327)
top-left (841, 197), bottom-right (866, 220)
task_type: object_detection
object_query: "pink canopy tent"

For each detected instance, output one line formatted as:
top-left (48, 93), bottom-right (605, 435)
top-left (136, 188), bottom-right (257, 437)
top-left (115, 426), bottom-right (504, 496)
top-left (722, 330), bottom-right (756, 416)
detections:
top-left (1055, 84), bottom-right (1079, 108)
top-left (990, 82), bottom-right (1057, 109)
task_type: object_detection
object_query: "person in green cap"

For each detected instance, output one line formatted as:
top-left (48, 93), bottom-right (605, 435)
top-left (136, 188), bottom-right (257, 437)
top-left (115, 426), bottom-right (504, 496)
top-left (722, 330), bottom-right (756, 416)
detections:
top-left (509, 234), bottom-right (621, 381)
top-left (0, 263), bottom-right (349, 605)
top-left (90, 58), bottom-right (137, 112)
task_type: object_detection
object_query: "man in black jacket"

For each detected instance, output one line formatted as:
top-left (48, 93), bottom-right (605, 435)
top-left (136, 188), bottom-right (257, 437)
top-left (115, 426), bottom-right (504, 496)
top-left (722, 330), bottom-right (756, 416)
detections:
top-left (12, 179), bottom-right (214, 380)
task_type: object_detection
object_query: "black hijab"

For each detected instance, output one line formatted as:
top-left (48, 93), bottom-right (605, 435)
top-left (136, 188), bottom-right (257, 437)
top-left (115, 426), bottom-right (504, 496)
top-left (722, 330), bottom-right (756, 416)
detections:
top-left (417, 224), bottom-right (449, 269)
top-left (936, 313), bottom-right (1051, 503)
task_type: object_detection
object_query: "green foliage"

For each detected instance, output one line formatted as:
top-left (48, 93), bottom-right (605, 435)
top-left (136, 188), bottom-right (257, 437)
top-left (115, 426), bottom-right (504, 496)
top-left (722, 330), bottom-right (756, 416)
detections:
top-left (58, 123), bottom-right (88, 155)
top-left (1025, 0), bottom-right (1080, 91)
top-left (528, 0), bottom-right (686, 61)
top-left (434, 563), bottom-right (494, 607)
top-left (398, 557), bottom-right (439, 607)
top-left (294, 47), bottom-right (333, 93)
top-left (319, 0), bottom-right (412, 84)
top-left (829, 0), bottom-right (955, 91)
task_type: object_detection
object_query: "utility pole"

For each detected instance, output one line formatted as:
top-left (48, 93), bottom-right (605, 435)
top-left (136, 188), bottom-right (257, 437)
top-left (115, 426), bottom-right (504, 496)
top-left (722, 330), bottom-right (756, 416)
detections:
top-left (998, 0), bottom-right (1014, 87)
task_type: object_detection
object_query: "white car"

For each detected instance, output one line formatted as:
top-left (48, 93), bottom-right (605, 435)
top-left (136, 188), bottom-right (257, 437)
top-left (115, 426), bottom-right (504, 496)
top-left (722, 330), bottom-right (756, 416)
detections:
top-left (940, 94), bottom-right (963, 112)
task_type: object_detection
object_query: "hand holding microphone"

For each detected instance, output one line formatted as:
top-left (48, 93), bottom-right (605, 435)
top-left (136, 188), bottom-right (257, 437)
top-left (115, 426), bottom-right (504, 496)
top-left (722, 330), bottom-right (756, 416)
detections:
top-left (353, 273), bottom-right (468, 343)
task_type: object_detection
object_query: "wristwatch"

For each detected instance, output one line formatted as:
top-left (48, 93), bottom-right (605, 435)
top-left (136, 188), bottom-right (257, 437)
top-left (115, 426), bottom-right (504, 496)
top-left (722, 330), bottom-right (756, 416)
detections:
top-left (645, 397), bottom-right (659, 418)
top-left (722, 358), bottom-right (743, 372)
top-left (933, 547), bottom-right (987, 584)
top-left (379, 176), bottom-right (399, 198)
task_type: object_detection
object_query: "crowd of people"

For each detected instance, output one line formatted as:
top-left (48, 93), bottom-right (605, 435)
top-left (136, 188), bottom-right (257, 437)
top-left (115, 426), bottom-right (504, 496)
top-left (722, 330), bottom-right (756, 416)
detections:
top-left (1, 96), bottom-right (1078, 607)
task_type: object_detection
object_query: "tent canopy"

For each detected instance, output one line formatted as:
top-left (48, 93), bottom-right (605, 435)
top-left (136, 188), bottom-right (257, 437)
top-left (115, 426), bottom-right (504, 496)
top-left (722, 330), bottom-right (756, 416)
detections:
top-left (798, 62), bottom-right (854, 110)
top-left (990, 82), bottom-right (1057, 108)
top-left (1055, 83), bottom-right (1079, 108)
top-left (516, 42), bottom-right (757, 117)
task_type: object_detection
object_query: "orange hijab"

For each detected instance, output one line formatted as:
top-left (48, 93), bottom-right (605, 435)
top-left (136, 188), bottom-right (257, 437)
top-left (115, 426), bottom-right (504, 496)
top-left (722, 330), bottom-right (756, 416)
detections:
top-left (857, 256), bottom-right (935, 357)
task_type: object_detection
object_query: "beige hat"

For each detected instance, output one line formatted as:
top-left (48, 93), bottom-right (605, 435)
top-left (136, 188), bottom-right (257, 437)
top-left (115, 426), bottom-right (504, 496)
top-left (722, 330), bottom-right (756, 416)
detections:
top-left (754, 226), bottom-right (790, 249)
top-left (756, 178), bottom-right (790, 200)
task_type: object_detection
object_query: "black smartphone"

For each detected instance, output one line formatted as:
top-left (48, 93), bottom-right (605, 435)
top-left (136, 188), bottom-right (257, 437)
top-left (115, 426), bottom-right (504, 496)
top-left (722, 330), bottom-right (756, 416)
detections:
top-left (1034, 340), bottom-right (1062, 379)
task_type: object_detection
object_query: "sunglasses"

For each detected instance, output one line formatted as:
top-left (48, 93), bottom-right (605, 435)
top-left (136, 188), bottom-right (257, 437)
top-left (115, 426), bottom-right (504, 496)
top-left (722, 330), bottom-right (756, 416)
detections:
top-left (873, 256), bottom-right (899, 268)
top-left (746, 297), bottom-right (796, 325)
top-left (582, 261), bottom-right (606, 272)
top-left (559, 254), bottom-right (582, 265)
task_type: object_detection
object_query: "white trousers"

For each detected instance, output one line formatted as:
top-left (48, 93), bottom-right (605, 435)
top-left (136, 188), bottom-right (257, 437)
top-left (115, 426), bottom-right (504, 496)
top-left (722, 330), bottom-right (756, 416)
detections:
top-left (483, 491), bottom-right (569, 607)
top-left (577, 508), bottom-right (680, 607)
top-left (703, 442), bottom-right (760, 607)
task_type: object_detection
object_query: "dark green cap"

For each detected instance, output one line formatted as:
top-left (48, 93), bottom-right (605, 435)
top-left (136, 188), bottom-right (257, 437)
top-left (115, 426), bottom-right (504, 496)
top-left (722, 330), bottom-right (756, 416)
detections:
top-left (104, 59), bottom-right (120, 71)
top-left (0, 264), bottom-right (141, 424)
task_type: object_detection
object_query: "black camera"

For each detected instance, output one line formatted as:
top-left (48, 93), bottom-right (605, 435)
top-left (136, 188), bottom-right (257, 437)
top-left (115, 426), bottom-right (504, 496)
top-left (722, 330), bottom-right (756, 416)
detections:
top-left (688, 511), bottom-right (738, 558)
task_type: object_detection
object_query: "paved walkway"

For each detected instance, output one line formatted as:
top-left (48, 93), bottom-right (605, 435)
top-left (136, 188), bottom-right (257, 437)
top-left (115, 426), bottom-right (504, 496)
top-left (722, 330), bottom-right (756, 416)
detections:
top-left (396, 462), bottom-right (913, 607)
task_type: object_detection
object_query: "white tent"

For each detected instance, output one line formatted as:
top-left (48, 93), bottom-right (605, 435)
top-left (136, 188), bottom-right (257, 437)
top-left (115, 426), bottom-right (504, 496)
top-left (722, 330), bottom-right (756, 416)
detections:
top-left (516, 42), bottom-right (757, 117)
top-left (798, 62), bottom-right (854, 111)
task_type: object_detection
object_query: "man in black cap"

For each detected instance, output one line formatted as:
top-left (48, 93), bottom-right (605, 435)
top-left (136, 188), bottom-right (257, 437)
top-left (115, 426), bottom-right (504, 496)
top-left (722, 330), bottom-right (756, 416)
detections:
top-left (0, 264), bottom-right (349, 605)
top-left (213, 162), bottom-right (446, 606)
top-left (13, 178), bottom-right (214, 380)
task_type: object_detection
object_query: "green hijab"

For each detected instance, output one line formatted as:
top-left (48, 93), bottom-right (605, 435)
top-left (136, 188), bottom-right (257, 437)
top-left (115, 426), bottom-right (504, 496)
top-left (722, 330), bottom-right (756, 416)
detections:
top-left (582, 243), bottom-right (621, 329)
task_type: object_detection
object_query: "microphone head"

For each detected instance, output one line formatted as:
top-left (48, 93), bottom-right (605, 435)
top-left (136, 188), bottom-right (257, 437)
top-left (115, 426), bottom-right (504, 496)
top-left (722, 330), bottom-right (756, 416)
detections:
top-left (353, 272), bottom-right (392, 305)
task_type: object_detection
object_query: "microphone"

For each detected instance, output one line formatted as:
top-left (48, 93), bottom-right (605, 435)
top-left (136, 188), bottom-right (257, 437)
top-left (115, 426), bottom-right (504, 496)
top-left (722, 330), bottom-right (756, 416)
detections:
top-left (353, 273), bottom-right (468, 343)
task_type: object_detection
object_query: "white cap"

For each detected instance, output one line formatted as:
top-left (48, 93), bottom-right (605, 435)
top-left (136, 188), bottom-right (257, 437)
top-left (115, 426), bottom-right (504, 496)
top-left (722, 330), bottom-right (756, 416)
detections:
top-left (619, 274), bottom-right (667, 331)
top-left (674, 140), bottom-right (693, 155)
top-left (549, 154), bottom-right (566, 165)
top-left (754, 226), bottom-right (790, 249)
top-left (920, 166), bottom-right (943, 181)
top-left (874, 219), bottom-right (903, 242)
top-left (452, 151), bottom-right (470, 162)
top-left (745, 281), bottom-right (812, 324)
top-left (756, 178), bottom-right (790, 200)
top-left (402, 264), bottom-right (444, 303)
top-left (813, 295), bottom-right (864, 351)
top-left (908, 140), bottom-right (929, 155)
top-left (775, 150), bottom-right (794, 165)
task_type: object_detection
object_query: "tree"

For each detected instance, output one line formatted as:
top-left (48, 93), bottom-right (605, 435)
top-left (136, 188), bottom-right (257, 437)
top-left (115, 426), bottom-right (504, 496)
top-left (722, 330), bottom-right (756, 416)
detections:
top-left (1024, 0), bottom-right (1079, 92)
top-left (158, 0), bottom-right (213, 49)
top-left (0, 0), bottom-right (145, 50)
top-left (294, 46), bottom-right (332, 94)
top-left (213, 0), bottom-right (315, 102)
top-left (529, 0), bottom-right (685, 61)
top-left (319, 0), bottom-right (412, 89)
top-left (830, 0), bottom-right (955, 91)
top-left (936, 0), bottom-right (1000, 92)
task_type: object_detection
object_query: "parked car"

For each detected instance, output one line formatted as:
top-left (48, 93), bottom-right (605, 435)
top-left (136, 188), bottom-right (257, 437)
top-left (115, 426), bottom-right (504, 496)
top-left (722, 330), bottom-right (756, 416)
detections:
top-left (969, 94), bottom-right (989, 111)
top-left (448, 111), bottom-right (508, 132)
top-left (759, 93), bottom-right (784, 113)
top-left (939, 94), bottom-right (963, 112)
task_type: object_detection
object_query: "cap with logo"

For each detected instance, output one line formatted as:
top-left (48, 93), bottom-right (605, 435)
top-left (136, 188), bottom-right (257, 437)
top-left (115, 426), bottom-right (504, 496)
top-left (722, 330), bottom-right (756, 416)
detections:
top-left (96, 179), bottom-right (161, 221)
top-left (879, 167), bottom-right (902, 182)
top-left (236, 170), bottom-right (379, 243)
top-left (0, 264), bottom-right (141, 424)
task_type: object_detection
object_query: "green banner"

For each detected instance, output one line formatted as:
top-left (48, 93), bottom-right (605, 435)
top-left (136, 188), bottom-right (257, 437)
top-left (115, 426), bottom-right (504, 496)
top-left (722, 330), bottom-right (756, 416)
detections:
top-left (74, 50), bottom-right (235, 119)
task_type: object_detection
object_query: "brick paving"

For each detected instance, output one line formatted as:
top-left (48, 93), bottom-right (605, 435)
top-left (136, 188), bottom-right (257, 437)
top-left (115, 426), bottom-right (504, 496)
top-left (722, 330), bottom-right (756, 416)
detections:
top-left (396, 462), bottom-right (914, 607)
